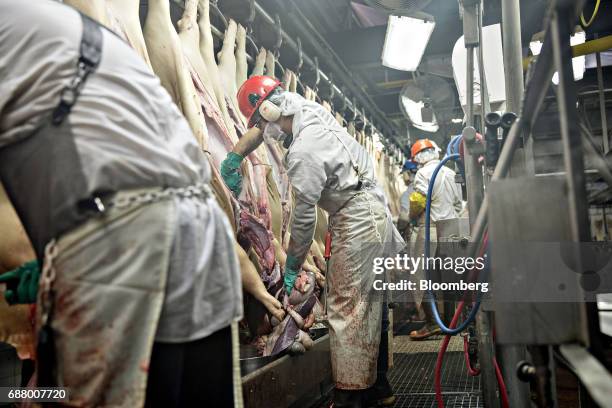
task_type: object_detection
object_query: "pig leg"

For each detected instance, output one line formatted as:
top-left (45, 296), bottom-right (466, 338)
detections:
top-left (290, 71), bottom-right (298, 93)
top-left (63, 0), bottom-right (110, 27)
top-left (282, 69), bottom-right (292, 89)
top-left (197, 0), bottom-right (240, 142)
top-left (217, 19), bottom-right (241, 121)
top-left (237, 244), bottom-right (285, 322)
top-left (265, 50), bottom-right (276, 79)
top-left (177, 0), bottom-right (218, 108)
top-left (107, 0), bottom-right (152, 69)
top-left (251, 48), bottom-right (267, 77)
top-left (144, 0), bottom-right (208, 149)
top-left (235, 24), bottom-right (248, 88)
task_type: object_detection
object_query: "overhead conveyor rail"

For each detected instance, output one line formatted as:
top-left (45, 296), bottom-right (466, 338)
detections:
top-left (168, 0), bottom-right (405, 162)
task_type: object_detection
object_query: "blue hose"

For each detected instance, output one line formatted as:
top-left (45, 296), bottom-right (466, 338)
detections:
top-left (424, 153), bottom-right (482, 335)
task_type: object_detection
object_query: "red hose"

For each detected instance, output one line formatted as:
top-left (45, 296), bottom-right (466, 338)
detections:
top-left (463, 336), bottom-right (481, 376)
top-left (494, 358), bottom-right (510, 408)
top-left (434, 233), bottom-right (488, 408)
top-left (434, 301), bottom-right (464, 408)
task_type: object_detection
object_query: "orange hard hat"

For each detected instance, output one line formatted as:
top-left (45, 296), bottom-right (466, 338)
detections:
top-left (237, 75), bottom-right (283, 127)
top-left (410, 138), bottom-right (435, 158)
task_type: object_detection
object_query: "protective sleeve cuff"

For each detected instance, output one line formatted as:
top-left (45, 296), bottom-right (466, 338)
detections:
top-left (226, 152), bottom-right (244, 169)
top-left (285, 254), bottom-right (301, 272)
top-left (409, 191), bottom-right (427, 219)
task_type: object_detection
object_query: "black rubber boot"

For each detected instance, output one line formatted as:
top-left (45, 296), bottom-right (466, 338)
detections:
top-left (333, 388), bottom-right (364, 408)
top-left (365, 305), bottom-right (396, 407)
top-left (365, 374), bottom-right (396, 407)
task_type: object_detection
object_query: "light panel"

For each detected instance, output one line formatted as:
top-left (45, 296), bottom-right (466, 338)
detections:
top-left (382, 15), bottom-right (435, 71)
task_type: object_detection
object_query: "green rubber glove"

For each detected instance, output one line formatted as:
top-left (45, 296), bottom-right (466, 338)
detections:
top-left (0, 260), bottom-right (40, 305)
top-left (220, 152), bottom-right (244, 197)
top-left (284, 254), bottom-right (301, 295)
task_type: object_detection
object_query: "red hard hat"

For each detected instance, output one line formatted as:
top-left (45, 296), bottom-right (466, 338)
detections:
top-left (237, 75), bottom-right (283, 127)
top-left (410, 138), bottom-right (435, 158)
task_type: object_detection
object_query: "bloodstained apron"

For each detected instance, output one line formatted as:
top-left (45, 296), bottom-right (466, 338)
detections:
top-left (327, 191), bottom-right (397, 390)
top-left (47, 192), bottom-right (176, 407)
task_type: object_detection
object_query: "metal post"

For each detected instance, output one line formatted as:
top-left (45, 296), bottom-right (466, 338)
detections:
top-left (501, 0), bottom-right (525, 115)
top-left (497, 0), bottom-right (532, 406)
top-left (501, 0), bottom-right (530, 177)
top-left (463, 3), bottom-right (497, 404)
top-left (596, 35), bottom-right (609, 153)
top-left (477, 5), bottom-right (490, 134)
top-left (467, 47), bottom-right (475, 127)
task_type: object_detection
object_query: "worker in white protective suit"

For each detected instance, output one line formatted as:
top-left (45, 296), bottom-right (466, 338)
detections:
top-left (221, 76), bottom-right (405, 407)
top-left (407, 139), bottom-right (463, 340)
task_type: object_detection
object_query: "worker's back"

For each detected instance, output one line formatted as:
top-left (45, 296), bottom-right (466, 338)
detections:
top-left (284, 96), bottom-right (382, 214)
top-left (414, 160), bottom-right (462, 222)
top-left (0, 0), bottom-right (209, 192)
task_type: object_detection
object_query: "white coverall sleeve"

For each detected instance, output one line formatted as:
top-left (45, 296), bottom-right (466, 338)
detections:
top-left (286, 151), bottom-right (327, 267)
top-left (413, 170), bottom-right (429, 196)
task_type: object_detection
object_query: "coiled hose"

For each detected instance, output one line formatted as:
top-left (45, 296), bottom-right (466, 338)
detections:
top-left (424, 153), bottom-right (481, 334)
top-left (425, 154), bottom-right (509, 408)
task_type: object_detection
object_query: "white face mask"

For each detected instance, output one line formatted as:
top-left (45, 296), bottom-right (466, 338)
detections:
top-left (263, 122), bottom-right (287, 144)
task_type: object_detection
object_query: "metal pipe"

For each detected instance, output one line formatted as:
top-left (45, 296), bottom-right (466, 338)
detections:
top-left (502, 0), bottom-right (525, 115)
top-left (477, 5), bottom-right (490, 134)
top-left (551, 6), bottom-right (590, 244)
top-left (596, 35), bottom-right (609, 153)
top-left (466, 47), bottom-right (475, 127)
top-left (523, 34), bottom-right (612, 69)
top-left (468, 6), bottom-right (498, 407)
top-left (498, 0), bottom-right (531, 405)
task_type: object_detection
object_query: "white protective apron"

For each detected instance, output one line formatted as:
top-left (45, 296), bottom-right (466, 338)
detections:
top-left (327, 190), bottom-right (398, 390)
top-left (38, 189), bottom-right (177, 407)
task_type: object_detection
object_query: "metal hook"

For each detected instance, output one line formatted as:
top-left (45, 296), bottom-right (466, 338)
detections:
top-left (210, 0), bottom-right (228, 30)
top-left (328, 74), bottom-right (335, 101)
top-left (246, 33), bottom-right (259, 60)
top-left (246, 0), bottom-right (256, 32)
top-left (275, 60), bottom-right (285, 77)
top-left (313, 56), bottom-right (320, 91)
top-left (273, 14), bottom-right (283, 58)
top-left (295, 38), bottom-right (304, 74)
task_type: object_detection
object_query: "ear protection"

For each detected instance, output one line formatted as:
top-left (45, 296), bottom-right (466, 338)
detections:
top-left (259, 100), bottom-right (282, 122)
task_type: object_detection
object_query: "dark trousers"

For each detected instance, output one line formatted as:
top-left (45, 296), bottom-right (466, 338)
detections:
top-left (377, 303), bottom-right (390, 377)
top-left (145, 326), bottom-right (234, 408)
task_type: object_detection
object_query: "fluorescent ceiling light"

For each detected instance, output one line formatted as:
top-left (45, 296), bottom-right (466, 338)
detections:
top-left (529, 30), bottom-right (586, 84)
top-left (382, 15), bottom-right (435, 71)
top-left (451, 118), bottom-right (463, 123)
top-left (401, 95), bottom-right (439, 133)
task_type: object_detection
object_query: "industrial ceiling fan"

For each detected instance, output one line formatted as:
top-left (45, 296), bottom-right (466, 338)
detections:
top-left (399, 74), bottom-right (457, 133)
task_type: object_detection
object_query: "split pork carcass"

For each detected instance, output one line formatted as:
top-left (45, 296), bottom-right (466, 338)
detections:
top-left (139, 0), bottom-right (289, 326)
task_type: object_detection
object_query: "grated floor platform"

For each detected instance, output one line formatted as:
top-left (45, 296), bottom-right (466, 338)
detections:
top-left (314, 335), bottom-right (482, 408)
top-left (388, 336), bottom-right (482, 408)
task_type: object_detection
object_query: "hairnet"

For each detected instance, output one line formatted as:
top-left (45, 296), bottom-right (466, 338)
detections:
top-left (413, 147), bottom-right (439, 164)
top-left (267, 91), bottom-right (306, 116)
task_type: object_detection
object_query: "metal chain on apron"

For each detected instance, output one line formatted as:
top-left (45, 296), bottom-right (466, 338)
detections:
top-left (37, 183), bottom-right (212, 324)
top-left (92, 183), bottom-right (212, 212)
top-left (365, 192), bottom-right (383, 244)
